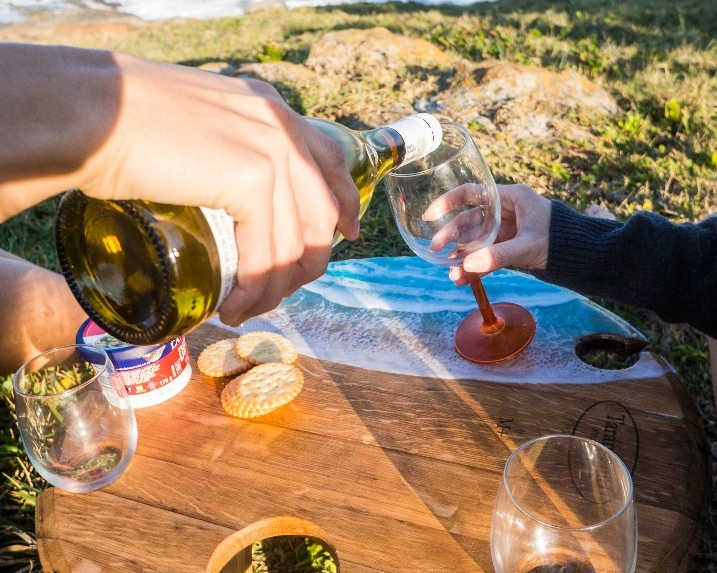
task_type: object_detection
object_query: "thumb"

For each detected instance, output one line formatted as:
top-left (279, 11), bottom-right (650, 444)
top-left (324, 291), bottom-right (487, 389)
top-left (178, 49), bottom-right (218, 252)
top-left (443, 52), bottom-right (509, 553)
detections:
top-left (463, 241), bottom-right (519, 274)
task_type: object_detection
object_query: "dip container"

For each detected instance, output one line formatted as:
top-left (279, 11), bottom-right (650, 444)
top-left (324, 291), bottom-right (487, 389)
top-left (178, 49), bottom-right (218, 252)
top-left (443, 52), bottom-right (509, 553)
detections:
top-left (76, 318), bottom-right (192, 408)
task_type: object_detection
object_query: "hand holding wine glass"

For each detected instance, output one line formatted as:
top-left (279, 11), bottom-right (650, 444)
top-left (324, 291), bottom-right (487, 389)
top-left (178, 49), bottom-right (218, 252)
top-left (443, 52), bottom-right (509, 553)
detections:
top-left (385, 122), bottom-right (536, 363)
top-left (448, 184), bottom-right (552, 284)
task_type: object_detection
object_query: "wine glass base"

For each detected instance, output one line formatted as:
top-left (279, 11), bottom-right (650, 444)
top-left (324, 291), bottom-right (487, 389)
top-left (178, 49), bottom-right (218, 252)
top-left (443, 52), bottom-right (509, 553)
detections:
top-left (455, 303), bottom-right (536, 364)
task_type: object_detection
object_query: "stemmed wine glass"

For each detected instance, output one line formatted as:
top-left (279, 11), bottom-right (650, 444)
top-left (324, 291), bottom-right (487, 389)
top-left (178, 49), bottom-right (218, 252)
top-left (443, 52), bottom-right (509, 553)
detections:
top-left (385, 122), bottom-right (536, 363)
top-left (490, 435), bottom-right (637, 573)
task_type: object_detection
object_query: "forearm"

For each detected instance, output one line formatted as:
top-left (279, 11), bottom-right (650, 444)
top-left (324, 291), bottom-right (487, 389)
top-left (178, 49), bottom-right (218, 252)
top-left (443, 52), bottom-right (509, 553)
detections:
top-left (535, 201), bottom-right (717, 337)
top-left (0, 251), bottom-right (87, 374)
top-left (0, 43), bottom-right (119, 221)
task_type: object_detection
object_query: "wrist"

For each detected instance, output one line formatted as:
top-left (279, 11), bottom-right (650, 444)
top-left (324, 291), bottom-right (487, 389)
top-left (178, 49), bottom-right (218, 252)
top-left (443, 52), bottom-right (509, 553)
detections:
top-left (530, 194), bottom-right (551, 271)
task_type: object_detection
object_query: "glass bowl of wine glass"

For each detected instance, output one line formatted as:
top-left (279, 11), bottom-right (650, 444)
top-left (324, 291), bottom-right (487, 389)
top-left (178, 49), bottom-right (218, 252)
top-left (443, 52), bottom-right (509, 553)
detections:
top-left (491, 434), bottom-right (637, 573)
top-left (385, 122), bottom-right (536, 364)
top-left (13, 344), bottom-right (137, 493)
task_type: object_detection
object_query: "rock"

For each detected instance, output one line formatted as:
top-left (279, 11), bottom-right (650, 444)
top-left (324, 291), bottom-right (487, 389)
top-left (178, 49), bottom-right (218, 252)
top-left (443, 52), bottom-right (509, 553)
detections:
top-left (305, 26), bottom-right (453, 82)
top-left (197, 61), bottom-right (320, 88)
top-left (449, 60), bottom-right (617, 114)
top-left (197, 62), bottom-right (238, 76)
top-left (233, 61), bottom-right (327, 110)
top-left (0, 12), bottom-right (146, 43)
top-left (301, 27), bottom-right (454, 127)
top-left (302, 27), bottom-right (616, 139)
top-left (432, 60), bottom-right (618, 140)
top-left (346, 102), bottom-right (417, 130)
top-left (235, 61), bottom-right (323, 87)
top-left (3, 11), bottom-right (617, 143)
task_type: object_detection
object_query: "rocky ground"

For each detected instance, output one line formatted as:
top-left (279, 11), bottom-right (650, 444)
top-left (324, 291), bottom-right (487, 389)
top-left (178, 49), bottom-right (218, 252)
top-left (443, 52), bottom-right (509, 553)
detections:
top-left (0, 10), bottom-right (618, 145)
top-left (0, 8), bottom-right (148, 42)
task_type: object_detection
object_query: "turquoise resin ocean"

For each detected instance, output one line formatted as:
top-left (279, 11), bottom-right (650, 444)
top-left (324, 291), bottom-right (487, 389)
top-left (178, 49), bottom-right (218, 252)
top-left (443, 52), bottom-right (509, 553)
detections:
top-left (216, 256), bottom-right (664, 384)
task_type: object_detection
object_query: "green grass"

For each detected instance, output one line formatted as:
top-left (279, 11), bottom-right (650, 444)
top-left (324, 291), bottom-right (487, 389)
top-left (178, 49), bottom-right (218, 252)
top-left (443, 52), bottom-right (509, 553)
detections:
top-left (1, 0), bottom-right (716, 570)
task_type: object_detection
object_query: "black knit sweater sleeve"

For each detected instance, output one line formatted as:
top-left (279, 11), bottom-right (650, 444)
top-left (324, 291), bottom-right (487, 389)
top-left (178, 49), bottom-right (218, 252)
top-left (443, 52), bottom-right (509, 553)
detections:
top-left (532, 201), bottom-right (717, 338)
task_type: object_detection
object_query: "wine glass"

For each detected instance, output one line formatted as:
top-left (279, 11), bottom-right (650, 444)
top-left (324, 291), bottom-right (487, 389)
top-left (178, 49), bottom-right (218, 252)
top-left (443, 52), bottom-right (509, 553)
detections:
top-left (385, 122), bottom-right (536, 363)
top-left (13, 344), bottom-right (137, 493)
top-left (491, 435), bottom-right (637, 573)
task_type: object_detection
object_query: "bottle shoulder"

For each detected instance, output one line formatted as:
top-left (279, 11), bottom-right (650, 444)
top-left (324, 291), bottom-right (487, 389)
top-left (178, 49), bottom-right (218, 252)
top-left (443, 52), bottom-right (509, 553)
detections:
top-left (304, 117), bottom-right (367, 170)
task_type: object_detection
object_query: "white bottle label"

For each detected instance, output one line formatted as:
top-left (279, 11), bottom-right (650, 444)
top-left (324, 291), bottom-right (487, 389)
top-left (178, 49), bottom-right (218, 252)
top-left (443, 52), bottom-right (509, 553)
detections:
top-left (387, 113), bottom-right (443, 163)
top-left (199, 206), bottom-right (238, 308)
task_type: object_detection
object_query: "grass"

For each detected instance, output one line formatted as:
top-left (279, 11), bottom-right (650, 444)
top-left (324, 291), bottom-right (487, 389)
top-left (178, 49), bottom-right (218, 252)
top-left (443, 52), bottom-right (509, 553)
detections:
top-left (0, 0), bottom-right (716, 570)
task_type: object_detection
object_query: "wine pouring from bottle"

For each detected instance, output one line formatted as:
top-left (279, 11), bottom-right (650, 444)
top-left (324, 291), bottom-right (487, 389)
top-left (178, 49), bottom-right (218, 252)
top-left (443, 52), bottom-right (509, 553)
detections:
top-left (56, 114), bottom-right (442, 346)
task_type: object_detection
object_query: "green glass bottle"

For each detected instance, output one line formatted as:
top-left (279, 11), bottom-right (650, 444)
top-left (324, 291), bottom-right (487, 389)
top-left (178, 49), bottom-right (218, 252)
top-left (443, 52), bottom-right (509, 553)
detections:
top-left (55, 114), bottom-right (442, 345)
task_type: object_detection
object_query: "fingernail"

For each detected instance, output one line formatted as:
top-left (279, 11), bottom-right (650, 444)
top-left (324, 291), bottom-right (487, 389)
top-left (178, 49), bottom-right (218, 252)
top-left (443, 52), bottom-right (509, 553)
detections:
top-left (463, 254), bottom-right (484, 273)
top-left (350, 219), bottom-right (360, 240)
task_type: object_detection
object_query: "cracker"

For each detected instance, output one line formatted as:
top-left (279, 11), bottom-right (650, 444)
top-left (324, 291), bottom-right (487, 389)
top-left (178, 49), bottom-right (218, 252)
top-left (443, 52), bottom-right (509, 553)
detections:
top-left (220, 362), bottom-right (304, 419)
top-left (197, 339), bottom-right (252, 378)
top-left (236, 331), bottom-right (298, 366)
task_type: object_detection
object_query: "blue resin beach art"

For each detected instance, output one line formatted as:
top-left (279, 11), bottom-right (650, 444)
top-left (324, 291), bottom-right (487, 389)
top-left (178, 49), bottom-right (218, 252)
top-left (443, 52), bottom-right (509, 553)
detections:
top-left (214, 256), bottom-right (664, 384)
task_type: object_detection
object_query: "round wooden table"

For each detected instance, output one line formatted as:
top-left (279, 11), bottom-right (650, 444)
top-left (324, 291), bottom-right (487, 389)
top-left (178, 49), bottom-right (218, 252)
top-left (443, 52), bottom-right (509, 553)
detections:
top-left (36, 258), bottom-right (711, 572)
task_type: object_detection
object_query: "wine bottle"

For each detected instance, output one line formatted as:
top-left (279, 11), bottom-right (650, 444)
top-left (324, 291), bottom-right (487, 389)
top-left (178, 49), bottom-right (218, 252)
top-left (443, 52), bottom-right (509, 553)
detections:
top-left (55, 114), bottom-right (443, 345)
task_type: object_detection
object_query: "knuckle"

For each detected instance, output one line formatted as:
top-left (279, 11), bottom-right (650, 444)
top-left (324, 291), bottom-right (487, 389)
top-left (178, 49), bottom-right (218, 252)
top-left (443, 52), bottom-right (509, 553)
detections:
top-left (303, 258), bottom-right (329, 284)
top-left (323, 139), bottom-right (346, 169)
top-left (247, 78), bottom-right (282, 99)
top-left (285, 238), bottom-right (305, 265)
top-left (514, 184), bottom-right (533, 196)
top-left (321, 192), bottom-right (341, 223)
top-left (261, 94), bottom-right (293, 123)
top-left (491, 244), bottom-right (510, 268)
top-left (262, 293), bottom-right (284, 313)
top-left (252, 152), bottom-right (278, 180)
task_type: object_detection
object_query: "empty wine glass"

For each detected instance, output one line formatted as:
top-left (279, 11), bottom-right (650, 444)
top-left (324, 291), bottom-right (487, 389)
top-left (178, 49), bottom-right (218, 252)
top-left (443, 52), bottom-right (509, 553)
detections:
top-left (13, 344), bottom-right (137, 493)
top-left (491, 435), bottom-right (637, 573)
top-left (385, 122), bottom-right (536, 363)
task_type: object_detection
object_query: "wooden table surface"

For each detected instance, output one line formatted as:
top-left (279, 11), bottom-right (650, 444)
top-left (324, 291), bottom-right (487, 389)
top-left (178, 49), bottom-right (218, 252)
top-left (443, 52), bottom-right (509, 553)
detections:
top-left (36, 323), bottom-right (710, 573)
top-left (35, 260), bottom-right (711, 573)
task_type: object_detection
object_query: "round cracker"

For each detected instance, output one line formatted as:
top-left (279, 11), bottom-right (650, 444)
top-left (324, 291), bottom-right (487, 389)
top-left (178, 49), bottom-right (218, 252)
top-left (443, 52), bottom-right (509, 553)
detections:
top-left (220, 362), bottom-right (304, 419)
top-left (197, 339), bottom-right (252, 378)
top-left (236, 331), bottom-right (298, 366)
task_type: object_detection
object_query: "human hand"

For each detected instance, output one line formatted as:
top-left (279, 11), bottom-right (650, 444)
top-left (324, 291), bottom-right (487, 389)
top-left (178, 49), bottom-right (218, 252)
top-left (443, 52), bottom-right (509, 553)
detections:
top-left (448, 184), bottom-right (551, 285)
top-left (81, 52), bottom-right (360, 325)
top-left (1, 45), bottom-right (360, 325)
top-left (422, 183), bottom-right (493, 259)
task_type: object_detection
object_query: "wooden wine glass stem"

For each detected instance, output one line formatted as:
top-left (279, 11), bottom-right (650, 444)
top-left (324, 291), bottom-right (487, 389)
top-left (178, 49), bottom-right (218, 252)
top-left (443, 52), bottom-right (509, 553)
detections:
top-left (466, 272), bottom-right (503, 333)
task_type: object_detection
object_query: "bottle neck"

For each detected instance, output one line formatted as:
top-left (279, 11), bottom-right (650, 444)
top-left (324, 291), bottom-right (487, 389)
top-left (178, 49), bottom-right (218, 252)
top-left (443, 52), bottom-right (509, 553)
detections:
top-left (361, 113), bottom-right (443, 179)
top-left (360, 126), bottom-right (406, 181)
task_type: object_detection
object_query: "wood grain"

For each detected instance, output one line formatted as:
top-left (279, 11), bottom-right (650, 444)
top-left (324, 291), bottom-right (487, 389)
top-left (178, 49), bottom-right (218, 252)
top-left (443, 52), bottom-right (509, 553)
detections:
top-left (36, 323), bottom-right (710, 573)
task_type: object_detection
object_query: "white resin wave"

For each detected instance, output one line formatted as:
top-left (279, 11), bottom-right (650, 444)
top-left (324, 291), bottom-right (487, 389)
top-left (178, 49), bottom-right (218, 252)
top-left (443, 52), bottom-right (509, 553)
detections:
top-left (213, 257), bottom-right (665, 384)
